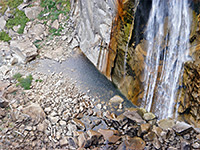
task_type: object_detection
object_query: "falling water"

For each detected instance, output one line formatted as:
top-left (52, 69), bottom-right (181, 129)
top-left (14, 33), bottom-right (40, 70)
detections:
top-left (141, 0), bottom-right (191, 119)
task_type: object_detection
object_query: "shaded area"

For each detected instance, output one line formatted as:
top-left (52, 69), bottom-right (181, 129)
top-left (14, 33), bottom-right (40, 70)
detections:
top-left (27, 49), bottom-right (135, 115)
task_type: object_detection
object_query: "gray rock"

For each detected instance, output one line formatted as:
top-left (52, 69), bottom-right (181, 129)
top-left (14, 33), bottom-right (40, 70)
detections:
top-left (172, 121), bottom-right (193, 135)
top-left (67, 123), bottom-right (77, 136)
top-left (10, 39), bottom-right (38, 63)
top-left (0, 16), bottom-right (6, 30)
top-left (158, 118), bottom-right (175, 130)
top-left (59, 137), bottom-right (68, 147)
top-left (28, 24), bottom-right (45, 39)
top-left (71, 0), bottom-right (115, 67)
top-left (24, 6), bottom-right (42, 20)
top-left (51, 20), bottom-right (59, 29)
top-left (0, 65), bottom-right (10, 75)
top-left (123, 110), bottom-right (145, 124)
top-left (49, 116), bottom-right (59, 124)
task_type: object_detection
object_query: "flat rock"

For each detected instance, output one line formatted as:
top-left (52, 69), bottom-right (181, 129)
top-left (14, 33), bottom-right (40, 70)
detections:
top-left (10, 39), bottom-right (38, 63)
top-left (24, 6), bottom-right (42, 19)
top-left (158, 118), bottom-right (175, 130)
top-left (172, 121), bottom-right (193, 135)
top-left (98, 129), bottom-right (119, 141)
top-left (123, 110), bottom-right (145, 124)
top-left (109, 95), bottom-right (124, 103)
top-left (22, 103), bottom-right (46, 124)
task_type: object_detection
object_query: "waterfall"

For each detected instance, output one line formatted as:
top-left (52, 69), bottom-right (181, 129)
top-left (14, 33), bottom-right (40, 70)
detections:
top-left (141, 0), bottom-right (191, 119)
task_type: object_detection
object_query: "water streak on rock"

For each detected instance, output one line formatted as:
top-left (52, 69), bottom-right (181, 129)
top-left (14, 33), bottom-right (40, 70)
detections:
top-left (142, 0), bottom-right (191, 119)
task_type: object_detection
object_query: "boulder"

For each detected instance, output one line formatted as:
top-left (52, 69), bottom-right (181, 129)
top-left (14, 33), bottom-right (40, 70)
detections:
top-left (10, 39), bottom-right (38, 63)
top-left (123, 110), bottom-right (145, 124)
top-left (21, 103), bottom-right (46, 124)
top-left (24, 6), bottom-right (42, 19)
top-left (158, 118), bottom-right (175, 130)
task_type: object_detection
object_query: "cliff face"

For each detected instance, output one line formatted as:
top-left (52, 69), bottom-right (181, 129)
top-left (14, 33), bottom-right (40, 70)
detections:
top-left (72, 0), bottom-right (200, 127)
top-left (70, 0), bottom-right (116, 74)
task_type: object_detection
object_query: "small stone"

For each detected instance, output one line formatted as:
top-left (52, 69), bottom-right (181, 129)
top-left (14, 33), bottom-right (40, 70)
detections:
top-left (0, 100), bottom-right (9, 108)
top-left (119, 103), bottom-right (123, 109)
top-left (10, 57), bottom-right (18, 65)
top-left (37, 121), bottom-right (47, 132)
top-left (98, 129), bottom-right (119, 140)
top-left (87, 130), bottom-right (103, 145)
top-left (109, 95), bottom-right (124, 103)
top-left (52, 20), bottom-right (59, 29)
top-left (96, 103), bottom-right (102, 109)
top-left (44, 107), bottom-right (51, 114)
top-left (192, 142), bottom-right (200, 149)
top-left (49, 116), bottom-right (59, 124)
top-left (59, 120), bottom-right (66, 126)
top-left (67, 123), bottom-right (77, 136)
top-left (62, 36), bottom-right (67, 41)
top-left (0, 65), bottom-right (10, 75)
top-left (25, 126), bottom-right (32, 131)
top-left (143, 131), bottom-right (156, 142)
top-left (181, 139), bottom-right (191, 150)
top-left (152, 137), bottom-right (161, 149)
top-left (13, 25), bottom-right (21, 32)
top-left (143, 112), bottom-right (156, 121)
top-left (126, 137), bottom-right (146, 150)
top-left (72, 118), bottom-right (85, 130)
top-left (107, 135), bottom-right (121, 144)
top-left (138, 123), bottom-right (151, 136)
top-left (59, 137), bottom-right (68, 147)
